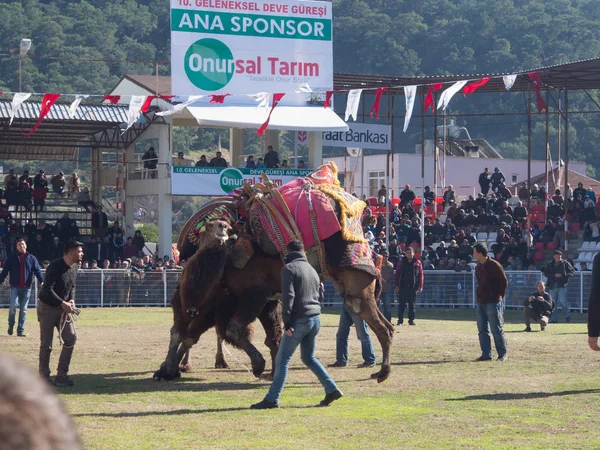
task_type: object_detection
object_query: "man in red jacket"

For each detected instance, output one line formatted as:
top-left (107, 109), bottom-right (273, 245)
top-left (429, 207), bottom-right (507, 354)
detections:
top-left (394, 247), bottom-right (423, 326)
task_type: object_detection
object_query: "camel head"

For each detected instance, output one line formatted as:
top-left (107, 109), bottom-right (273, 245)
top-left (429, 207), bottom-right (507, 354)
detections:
top-left (197, 219), bottom-right (232, 249)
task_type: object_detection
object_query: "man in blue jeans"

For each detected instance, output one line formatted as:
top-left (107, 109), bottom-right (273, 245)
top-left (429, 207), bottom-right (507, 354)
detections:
top-left (251, 240), bottom-right (342, 409)
top-left (328, 302), bottom-right (376, 368)
top-left (542, 251), bottom-right (575, 323)
top-left (473, 243), bottom-right (508, 362)
top-left (0, 238), bottom-right (44, 336)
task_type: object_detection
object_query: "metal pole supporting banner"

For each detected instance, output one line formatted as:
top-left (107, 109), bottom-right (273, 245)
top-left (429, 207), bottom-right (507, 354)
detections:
top-left (564, 81), bottom-right (569, 254)
top-left (580, 273), bottom-right (584, 313)
top-left (527, 84), bottom-right (532, 251)
top-left (420, 94), bottom-right (426, 253)
top-left (100, 270), bottom-right (104, 308)
top-left (545, 89), bottom-right (550, 223)
top-left (163, 269), bottom-right (168, 307)
top-left (385, 150), bottom-right (390, 251)
top-left (433, 94), bottom-right (438, 217)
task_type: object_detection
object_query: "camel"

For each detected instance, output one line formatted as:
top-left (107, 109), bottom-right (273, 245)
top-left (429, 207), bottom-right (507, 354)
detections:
top-left (155, 163), bottom-right (395, 383)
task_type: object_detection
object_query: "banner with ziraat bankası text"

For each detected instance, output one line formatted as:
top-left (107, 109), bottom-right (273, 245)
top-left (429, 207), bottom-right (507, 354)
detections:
top-left (172, 166), bottom-right (313, 196)
top-left (170, 0), bottom-right (333, 106)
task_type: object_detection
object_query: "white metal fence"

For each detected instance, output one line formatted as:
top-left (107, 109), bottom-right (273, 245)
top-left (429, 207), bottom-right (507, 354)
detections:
top-left (0, 269), bottom-right (592, 312)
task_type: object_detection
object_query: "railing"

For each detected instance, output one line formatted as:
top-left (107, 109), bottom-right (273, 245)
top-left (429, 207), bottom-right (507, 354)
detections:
top-left (126, 162), bottom-right (171, 181)
top-left (0, 269), bottom-right (592, 312)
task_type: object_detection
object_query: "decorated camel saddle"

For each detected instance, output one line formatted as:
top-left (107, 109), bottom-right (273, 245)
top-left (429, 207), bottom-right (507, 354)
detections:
top-left (178, 162), bottom-right (381, 281)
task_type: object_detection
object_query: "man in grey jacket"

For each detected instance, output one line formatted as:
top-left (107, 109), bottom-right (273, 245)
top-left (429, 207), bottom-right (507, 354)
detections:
top-left (251, 240), bottom-right (342, 409)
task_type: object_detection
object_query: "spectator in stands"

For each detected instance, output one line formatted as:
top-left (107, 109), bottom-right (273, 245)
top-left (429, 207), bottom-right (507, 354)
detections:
top-left (475, 193), bottom-right (486, 210)
top-left (17, 179), bottom-right (32, 212)
top-left (50, 172), bottom-right (66, 196)
top-left (92, 206), bottom-right (109, 238)
top-left (584, 220), bottom-right (600, 242)
top-left (492, 228), bottom-right (510, 254)
top-left (77, 187), bottom-right (95, 212)
top-left (28, 234), bottom-right (45, 261)
top-left (210, 151), bottom-right (228, 167)
top-left (19, 170), bottom-right (33, 187)
top-left (33, 170), bottom-right (47, 189)
top-left (123, 237), bottom-right (138, 260)
top-left (583, 196), bottom-right (596, 224)
top-left (245, 155), bottom-right (256, 169)
top-left (281, 160), bottom-right (289, 168)
top-left (142, 146), bottom-right (158, 179)
top-left (513, 201), bottom-right (528, 224)
top-left (478, 168), bottom-right (491, 196)
top-left (580, 262), bottom-right (590, 271)
top-left (3, 169), bottom-right (14, 190)
top-left (377, 185), bottom-right (387, 206)
top-left (399, 184), bottom-right (416, 208)
top-left (133, 230), bottom-right (145, 256)
top-left (4, 174), bottom-right (18, 207)
top-left (264, 145), bottom-right (280, 168)
top-left (565, 183), bottom-right (574, 201)
top-left (48, 237), bottom-right (63, 261)
top-left (447, 240), bottom-right (460, 260)
top-left (195, 155), bottom-right (209, 167)
top-left (173, 152), bottom-right (188, 167)
top-left (496, 183), bottom-right (512, 201)
top-left (542, 251), bottom-right (575, 324)
top-left (443, 219), bottom-right (456, 241)
top-left (442, 185), bottom-right (456, 207)
top-left (574, 182), bottom-right (586, 201)
top-left (424, 185), bottom-right (434, 205)
top-left (256, 158), bottom-right (266, 169)
top-left (547, 199), bottom-right (564, 221)
top-left (490, 167), bottom-right (506, 192)
top-left (108, 221), bottom-right (123, 239)
top-left (111, 233), bottom-right (125, 262)
top-left (394, 247), bottom-right (423, 326)
top-left (552, 189), bottom-right (564, 206)
top-left (498, 207), bottom-right (513, 226)
top-left (68, 173), bottom-right (80, 198)
top-left (458, 240), bottom-right (474, 262)
top-left (540, 219), bottom-right (556, 244)
top-left (298, 160), bottom-right (306, 169)
top-left (33, 180), bottom-right (47, 213)
top-left (86, 236), bottom-right (106, 265)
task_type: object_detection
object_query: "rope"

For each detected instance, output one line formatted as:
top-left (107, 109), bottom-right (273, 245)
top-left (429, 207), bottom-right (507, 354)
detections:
top-left (58, 309), bottom-right (79, 348)
top-left (220, 342), bottom-right (252, 375)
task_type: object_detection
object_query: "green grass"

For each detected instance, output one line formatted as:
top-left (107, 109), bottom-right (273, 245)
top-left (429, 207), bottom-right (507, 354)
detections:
top-left (2, 307), bottom-right (600, 449)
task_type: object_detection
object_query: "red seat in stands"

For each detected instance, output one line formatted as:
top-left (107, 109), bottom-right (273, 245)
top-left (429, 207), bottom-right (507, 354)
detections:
top-left (534, 251), bottom-right (545, 261)
top-left (569, 223), bottom-right (580, 232)
top-left (546, 241), bottom-right (557, 251)
top-left (535, 242), bottom-right (544, 251)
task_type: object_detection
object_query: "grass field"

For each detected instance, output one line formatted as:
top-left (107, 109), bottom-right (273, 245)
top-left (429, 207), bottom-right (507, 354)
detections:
top-left (1, 307), bottom-right (599, 450)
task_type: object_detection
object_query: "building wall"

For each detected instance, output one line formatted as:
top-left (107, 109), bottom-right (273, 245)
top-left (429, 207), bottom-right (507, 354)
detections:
top-left (329, 153), bottom-right (587, 198)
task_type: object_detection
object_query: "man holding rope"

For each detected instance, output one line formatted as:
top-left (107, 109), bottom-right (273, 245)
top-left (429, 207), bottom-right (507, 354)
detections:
top-left (38, 240), bottom-right (83, 387)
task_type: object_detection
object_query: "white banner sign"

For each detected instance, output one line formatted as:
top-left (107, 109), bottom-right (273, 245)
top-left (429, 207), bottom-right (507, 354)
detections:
top-left (170, 0), bottom-right (333, 106)
top-left (172, 167), bottom-right (313, 196)
top-left (322, 123), bottom-right (391, 150)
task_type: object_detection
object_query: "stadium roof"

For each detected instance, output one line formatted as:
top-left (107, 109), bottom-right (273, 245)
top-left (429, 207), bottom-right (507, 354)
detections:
top-left (0, 100), bottom-right (156, 160)
top-left (334, 57), bottom-right (600, 95)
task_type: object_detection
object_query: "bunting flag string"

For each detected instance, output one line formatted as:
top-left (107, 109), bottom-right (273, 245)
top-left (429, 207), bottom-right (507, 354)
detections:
top-left (124, 95), bottom-right (147, 132)
top-left (463, 77), bottom-right (491, 96)
top-left (257, 93), bottom-right (285, 137)
top-left (295, 83), bottom-right (312, 93)
top-left (247, 92), bottom-right (270, 109)
top-left (437, 80), bottom-right (468, 110)
top-left (155, 95), bottom-right (203, 116)
top-left (369, 87), bottom-right (388, 118)
top-left (25, 93), bottom-right (60, 136)
top-left (10, 93), bottom-right (32, 126)
top-left (503, 75), bottom-right (517, 91)
top-left (403, 86), bottom-right (417, 133)
top-left (102, 95), bottom-right (121, 105)
top-left (324, 90), bottom-right (338, 109)
top-left (424, 83), bottom-right (443, 112)
top-left (141, 95), bottom-right (175, 113)
top-left (345, 89), bottom-right (362, 122)
top-left (209, 94), bottom-right (231, 104)
top-left (68, 95), bottom-right (89, 119)
top-left (528, 72), bottom-right (547, 114)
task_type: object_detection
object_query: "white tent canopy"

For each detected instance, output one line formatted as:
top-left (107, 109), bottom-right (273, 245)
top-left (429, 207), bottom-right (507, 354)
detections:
top-left (186, 105), bottom-right (348, 131)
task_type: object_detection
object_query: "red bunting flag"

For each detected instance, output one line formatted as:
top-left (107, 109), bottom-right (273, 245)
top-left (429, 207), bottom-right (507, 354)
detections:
top-left (257, 93), bottom-right (285, 137)
top-left (102, 95), bottom-right (121, 104)
top-left (209, 94), bottom-right (231, 104)
top-left (463, 77), bottom-right (491, 96)
top-left (369, 87), bottom-right (388, 118)
top-left (324, 90), bottom-right (338, 109)
top-left (528, 72), bottom-right (547, 114)
top-left (25, 93), bottom-right (61, 136)
top-left (424, 83), bottom-right (443, 112)
top-left (141, 95), bottom-right (176, 113)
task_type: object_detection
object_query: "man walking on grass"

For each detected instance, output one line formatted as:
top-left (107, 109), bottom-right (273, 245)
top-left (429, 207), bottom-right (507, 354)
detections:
top-left (588, 253), bottom-right (600, 352)
top-left (394, 247), bottom-right (423, 325)
top-left (0, 238), bottom-right (44, 337)
top-left (473, 243), bottom-right (508, 362)
top-left (38, 240), bottom-right (84, 387)
top-left (251, 240), bottom-right (342, 409)
top-left (542, 250), bottom-right (575, 323)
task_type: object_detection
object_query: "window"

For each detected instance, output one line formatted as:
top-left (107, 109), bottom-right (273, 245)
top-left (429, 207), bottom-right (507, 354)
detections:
top-left (512, 173), bottom-right (518, 184)
top-left (368, 170), bottom-right (385, 197)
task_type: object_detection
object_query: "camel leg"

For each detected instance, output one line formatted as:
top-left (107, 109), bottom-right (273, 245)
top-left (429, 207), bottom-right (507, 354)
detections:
top-left (153, 323), bottom-right (186, 381)
top-left (215, 337), bottom-right (229, 369)
top-left (257, 299), bottom-right (283, 380)
top-left (332, 269), bottom-right (394, 383)
top-left (224, 320), bottom-right (265, 378)
top-left (178, 349), bottom-right (192, 372)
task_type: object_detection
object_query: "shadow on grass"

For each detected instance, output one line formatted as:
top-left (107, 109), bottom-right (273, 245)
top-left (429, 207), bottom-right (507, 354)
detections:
top-left (447, 389), bottom-right (600, 402)
top-left (392, 360), bottom-right (462, 366)
top-left (73, 404), bottom-right (318, 418)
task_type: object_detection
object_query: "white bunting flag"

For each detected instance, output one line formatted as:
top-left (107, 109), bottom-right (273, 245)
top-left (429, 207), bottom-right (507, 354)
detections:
top-left (247, 92), bottom-right (270, 109)
top-left (124, 95), bottom-right (147, 132)
top-left (344, 89), bottom-right (363, 122)
top-left (437, 81), bottom-right (468, 110)
top-left (403, 85), bottom-right (417, 133)
top-left (503, 74), bottom-right (517, 91)
top-left (9, 93), bottom-right (32, 125)
top-left (68, 95), bottom-right (89, 119)
top-left (156, 95), bottom-right (204, 116)
top-left (295, 83), bottom-right (312, 93)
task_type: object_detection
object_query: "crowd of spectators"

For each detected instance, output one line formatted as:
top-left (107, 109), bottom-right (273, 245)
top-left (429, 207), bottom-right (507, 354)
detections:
top-left (362, 167), bottom-right (599, 272)
top-left (170, 146), bottom-right (307, 170)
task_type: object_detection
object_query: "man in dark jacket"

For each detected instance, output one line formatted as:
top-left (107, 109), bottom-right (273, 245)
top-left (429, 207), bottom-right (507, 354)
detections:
top-left (251, 240), bottom-right (341, 409)
top-left (394, 247), bottom-right (423, 326)
top-left (474, 243), bottom-right (508, 361)
top-left (0, 238), bottom-right (44, 336)
top-left (209, 151), bottom-right (228, 167)
top-left (91, 206), bottom-right (109, 238)
top-left (542, 251), bottom-right (575, 323)
top-left (399, 184), bottom-right (416, 208)
top-left (587, 252), bottom-right (600, 351)
top-left (524, 280), bottom-right (554, 332)
top-left (478, 168), bottom-right (491, 196)
top-left (264, 145), bottom-right (280, 168)
top-left (490, 167), bottom-right (506, 192)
